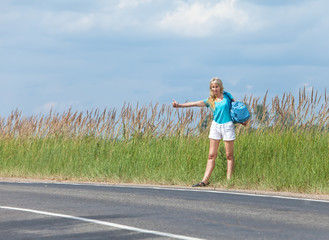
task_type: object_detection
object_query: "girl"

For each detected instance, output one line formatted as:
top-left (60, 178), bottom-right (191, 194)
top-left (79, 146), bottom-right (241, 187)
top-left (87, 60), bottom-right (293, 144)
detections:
top-left (172, 77), bottom-right (243, 187)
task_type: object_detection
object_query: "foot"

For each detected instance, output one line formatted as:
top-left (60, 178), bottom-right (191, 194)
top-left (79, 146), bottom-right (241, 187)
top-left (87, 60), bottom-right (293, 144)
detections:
top-left (192, 181), bottom-right (210, 187)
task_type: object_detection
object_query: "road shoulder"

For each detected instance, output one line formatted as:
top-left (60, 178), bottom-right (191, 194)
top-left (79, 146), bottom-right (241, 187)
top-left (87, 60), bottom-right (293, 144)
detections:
top-left (1, 177), bottom-right (329, 201)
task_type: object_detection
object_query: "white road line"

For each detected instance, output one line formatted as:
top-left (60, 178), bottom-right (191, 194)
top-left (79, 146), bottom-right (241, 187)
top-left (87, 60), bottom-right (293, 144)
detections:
top-left (2, 181), bottom-right (329, 203)
top-left (109, 185), bottom-right (329, 203)
top-left (15, 181), bottom-right (329, 203)
top-left (0, 206), bottom-right (205, 240)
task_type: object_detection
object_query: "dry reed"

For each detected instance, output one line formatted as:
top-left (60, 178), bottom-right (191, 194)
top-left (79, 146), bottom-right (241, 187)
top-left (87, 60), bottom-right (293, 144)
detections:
top-left (0, 88), bottom-right (327, 140)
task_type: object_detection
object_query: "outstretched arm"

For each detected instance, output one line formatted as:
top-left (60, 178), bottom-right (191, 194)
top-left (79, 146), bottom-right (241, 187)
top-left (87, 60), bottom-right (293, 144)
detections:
top-left (172, 99), bottom-right (206, 108)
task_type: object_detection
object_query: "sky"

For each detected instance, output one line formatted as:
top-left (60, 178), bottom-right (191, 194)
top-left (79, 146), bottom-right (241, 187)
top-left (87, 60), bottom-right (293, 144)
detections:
top-left (0, 0), bottom-right (328, 116)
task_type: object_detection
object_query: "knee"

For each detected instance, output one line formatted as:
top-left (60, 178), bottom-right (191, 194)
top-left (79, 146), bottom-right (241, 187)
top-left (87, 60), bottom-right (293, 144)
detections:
top-left (208, 153), bottom-right (217, 161)
top-left (226, 152), bottom-right (234, 161)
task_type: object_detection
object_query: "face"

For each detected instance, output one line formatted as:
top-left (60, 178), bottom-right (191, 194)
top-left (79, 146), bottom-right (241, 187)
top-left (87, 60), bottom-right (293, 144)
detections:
top-left (211, 84), bottom-right (221, 95)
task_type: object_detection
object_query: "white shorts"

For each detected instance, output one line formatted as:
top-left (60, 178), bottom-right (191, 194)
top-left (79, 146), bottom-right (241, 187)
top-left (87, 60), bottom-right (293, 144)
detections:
top-left (209, 121), bottom-right (236, 141)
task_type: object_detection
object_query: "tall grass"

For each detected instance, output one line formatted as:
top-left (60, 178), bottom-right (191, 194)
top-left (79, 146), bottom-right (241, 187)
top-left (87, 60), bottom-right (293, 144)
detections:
top-left (0, 88), bottom-right (328, 193)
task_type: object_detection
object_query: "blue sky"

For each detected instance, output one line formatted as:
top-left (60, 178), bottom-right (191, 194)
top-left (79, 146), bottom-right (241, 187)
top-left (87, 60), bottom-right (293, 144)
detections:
top-left (1, 0), bottom-right (328, 116)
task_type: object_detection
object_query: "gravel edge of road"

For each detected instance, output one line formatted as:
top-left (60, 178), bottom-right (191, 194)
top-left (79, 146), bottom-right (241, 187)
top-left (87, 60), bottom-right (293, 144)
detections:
top-left (1, 177), bottom-right (329, 201)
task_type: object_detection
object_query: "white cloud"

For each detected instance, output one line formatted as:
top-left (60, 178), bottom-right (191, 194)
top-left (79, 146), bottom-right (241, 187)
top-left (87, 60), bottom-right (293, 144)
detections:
top-left (2, 0), bottom-right (327, 40)
top-left (117, 0), bottom-right (152, 9)
top-left (0, 0), bottom-right (328, 116)
top-left (228, 78), bottom-right (241, 86)
top-left (40, 4), bottom-right (140, 34)
top-left (42, 12), bottom-right (96, 33)
top-left (36, 0), bottom-right (259, 36)
top-left (33, 100), bottom-right (83, 114)
top-left (36, 101), bottom-right (57, 114)
top-left (157, 0), bottom-right (253, 37)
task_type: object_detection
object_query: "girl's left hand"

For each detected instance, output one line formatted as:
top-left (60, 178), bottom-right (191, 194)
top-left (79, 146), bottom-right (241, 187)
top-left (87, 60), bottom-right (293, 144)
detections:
top-left (241, 120), bottom-right (250, 126)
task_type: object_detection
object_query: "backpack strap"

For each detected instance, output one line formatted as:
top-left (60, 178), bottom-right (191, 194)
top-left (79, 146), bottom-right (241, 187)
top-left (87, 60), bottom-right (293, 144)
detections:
top-left (223, 91), bottom-right (232, 107)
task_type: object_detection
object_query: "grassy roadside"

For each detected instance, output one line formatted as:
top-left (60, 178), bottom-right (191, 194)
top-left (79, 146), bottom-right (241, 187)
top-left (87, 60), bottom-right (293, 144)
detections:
top-left (0, 129), bottom-right (328, 194)
top-left (0, 88), bottom-right (328, 194)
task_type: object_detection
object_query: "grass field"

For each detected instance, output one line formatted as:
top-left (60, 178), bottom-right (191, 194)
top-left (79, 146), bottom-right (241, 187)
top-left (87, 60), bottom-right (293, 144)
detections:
top-left (0, 88), bottom-right (328, 193)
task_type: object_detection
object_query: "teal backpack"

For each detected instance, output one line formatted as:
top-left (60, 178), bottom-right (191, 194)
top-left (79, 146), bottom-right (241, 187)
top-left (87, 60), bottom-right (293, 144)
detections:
top-left (224, 92), bottom-right (250, 123)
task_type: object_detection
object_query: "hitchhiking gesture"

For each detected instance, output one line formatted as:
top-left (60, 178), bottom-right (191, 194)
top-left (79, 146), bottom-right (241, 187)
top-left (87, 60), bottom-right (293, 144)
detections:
top-left (172, 77), bottom-right (249, 187)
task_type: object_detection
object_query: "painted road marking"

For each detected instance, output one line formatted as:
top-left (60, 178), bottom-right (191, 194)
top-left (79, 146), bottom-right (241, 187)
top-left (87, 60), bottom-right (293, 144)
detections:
top-left (109, 185), bottom-right (329, 203)
top-left (8, 181), bottom-right (329, 204)
top-left (0, 206), bottom-right (205, 240)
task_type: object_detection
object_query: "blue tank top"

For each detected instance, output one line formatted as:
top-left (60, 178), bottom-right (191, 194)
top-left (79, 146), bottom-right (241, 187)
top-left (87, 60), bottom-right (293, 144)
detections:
top-left (203, 91), bottom-right (233, 124)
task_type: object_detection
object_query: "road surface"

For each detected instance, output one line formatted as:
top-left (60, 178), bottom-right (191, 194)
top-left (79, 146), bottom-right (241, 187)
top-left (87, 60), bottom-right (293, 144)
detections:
top-left (1, 182), bottom-right (329, 239)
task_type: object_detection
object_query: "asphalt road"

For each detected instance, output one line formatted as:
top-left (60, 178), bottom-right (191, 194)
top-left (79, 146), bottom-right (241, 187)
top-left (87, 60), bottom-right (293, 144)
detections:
top-left (1, 182), bottom-right (329, 240)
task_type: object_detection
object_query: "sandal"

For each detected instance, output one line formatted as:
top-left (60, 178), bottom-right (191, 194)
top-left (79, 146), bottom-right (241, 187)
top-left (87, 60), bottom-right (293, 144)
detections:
top-left (192, 181), bottom-right (210, 187)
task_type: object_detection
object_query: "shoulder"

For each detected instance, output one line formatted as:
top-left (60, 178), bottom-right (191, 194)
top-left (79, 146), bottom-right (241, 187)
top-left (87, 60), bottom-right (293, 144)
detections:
top-left (203, 98), bottom-right (210, 107)
top-left (223, 91), bottom-right (233, 100)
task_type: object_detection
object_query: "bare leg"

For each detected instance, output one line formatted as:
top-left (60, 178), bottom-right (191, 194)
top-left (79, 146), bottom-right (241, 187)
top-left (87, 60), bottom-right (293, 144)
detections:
top-left (224, 140), bottom-right (235, 180)
top-left (201, 139), bottom-right (220, 184)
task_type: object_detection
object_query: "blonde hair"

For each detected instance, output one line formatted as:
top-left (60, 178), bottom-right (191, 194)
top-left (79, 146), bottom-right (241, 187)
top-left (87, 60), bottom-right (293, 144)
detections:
top-left (207, 77), bottom-right (224, 110)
